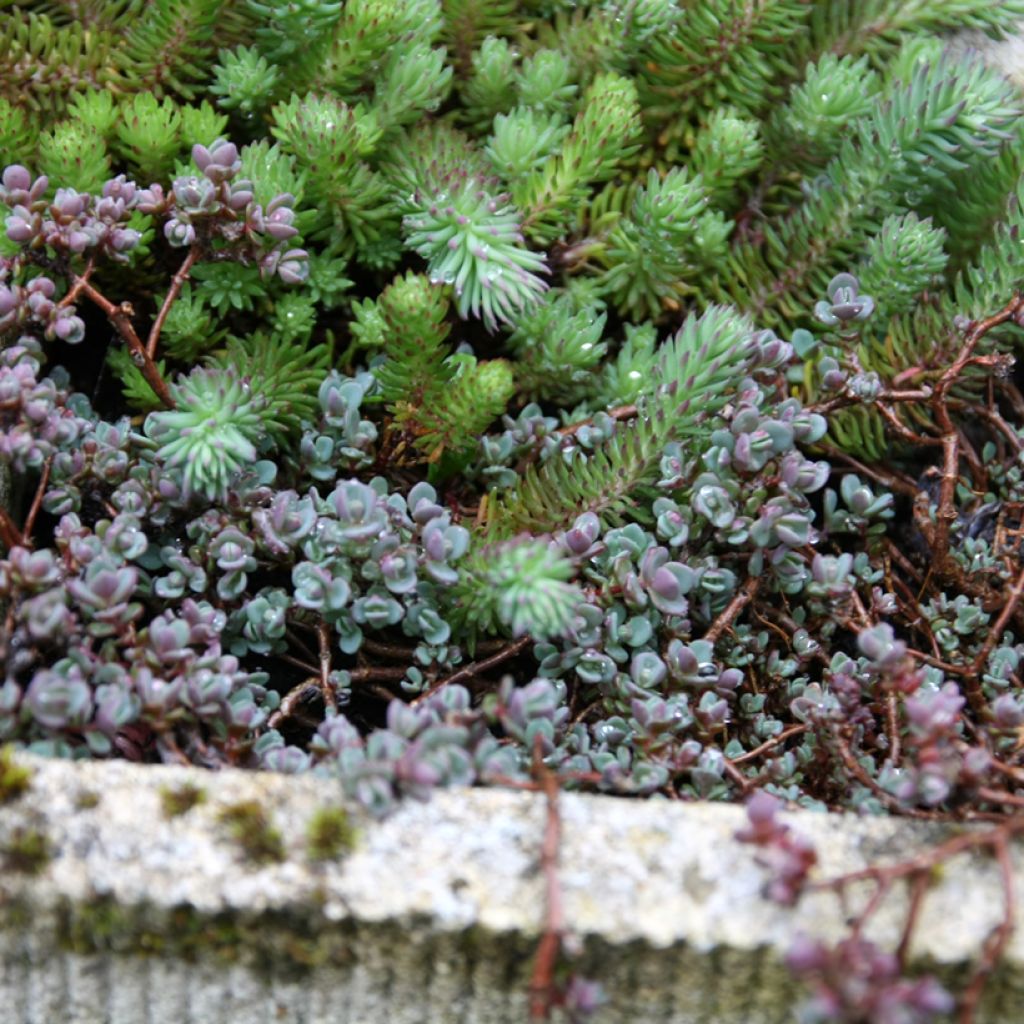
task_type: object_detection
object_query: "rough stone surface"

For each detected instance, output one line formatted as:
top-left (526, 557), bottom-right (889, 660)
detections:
top-left (957, 23), bottom-right (1024, 85)
top-left (0, 754), bottom-right (1021, 1022)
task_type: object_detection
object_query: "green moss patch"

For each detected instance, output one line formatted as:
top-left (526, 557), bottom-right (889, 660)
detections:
top-left (306, 806), bottom-right (357, 862)
top-left (159, 782), bottom-right (207, 819)
top-left (74, 789), bottom-right (101, 810)
top-left (216, 799), bottom-right (285, 865)
top-left (2, 827), bottom-right (51, 874)
top-left (0, 746), bottom-right (31, 804)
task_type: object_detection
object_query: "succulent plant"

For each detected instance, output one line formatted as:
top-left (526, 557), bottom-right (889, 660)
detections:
top-left (3, 1), bottom-right (1024, 1018)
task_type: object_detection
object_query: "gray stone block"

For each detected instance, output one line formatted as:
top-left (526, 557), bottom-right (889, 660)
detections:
top-left (0, 754), bottom-right (1020, 1022)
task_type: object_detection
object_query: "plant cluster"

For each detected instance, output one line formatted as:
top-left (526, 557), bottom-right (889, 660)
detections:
top-left (4, 0), bottom-right (1024, 1019)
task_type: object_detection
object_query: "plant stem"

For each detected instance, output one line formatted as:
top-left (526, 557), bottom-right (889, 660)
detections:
top-left (74, 276), bottom-right (174, 408)
top-left (146, 247), bottom-right (198, 359)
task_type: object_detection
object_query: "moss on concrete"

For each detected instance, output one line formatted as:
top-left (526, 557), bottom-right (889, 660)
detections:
top-left (0, 746), bottom-right (31, 804)
top-left (2, 826), bottom-right (51, 874)
top-left (42, 897), bottom-right (438, 978)
top-left (159, 782), bottom-right (207, 819)
top-left (216, 799), bottom-right (285, 865)
top-left (34, 901), bottom-right (536, 978)
top-left (306, 806), bottom-right (357, 862)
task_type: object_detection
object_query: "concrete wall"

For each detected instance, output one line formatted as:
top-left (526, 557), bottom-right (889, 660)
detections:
top-left (0, 755), bottom-right (1021, 1022)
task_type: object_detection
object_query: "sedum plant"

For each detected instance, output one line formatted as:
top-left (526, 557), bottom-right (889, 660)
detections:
top-left (4, 0), bottom-right (1024, 1018)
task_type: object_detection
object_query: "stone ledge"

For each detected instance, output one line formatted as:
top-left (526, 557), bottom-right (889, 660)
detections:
top-left (0, 753), bottom-right (1021, 1022)
top-left (955, 25), bottom-right (1024, 85)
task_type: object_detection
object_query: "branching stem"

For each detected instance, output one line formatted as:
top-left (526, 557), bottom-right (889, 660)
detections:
top-left (73, 276), bottom-right (174, 407)
top-left (146, 247), bottom-right (198, 359)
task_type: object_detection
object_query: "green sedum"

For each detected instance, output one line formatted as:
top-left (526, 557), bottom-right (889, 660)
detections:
top-left (3, 1), bottom-right (1024, 1015)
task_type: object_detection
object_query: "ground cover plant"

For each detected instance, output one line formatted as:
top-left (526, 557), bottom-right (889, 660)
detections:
top-left (4, 0), bottom-right (1024, 1019)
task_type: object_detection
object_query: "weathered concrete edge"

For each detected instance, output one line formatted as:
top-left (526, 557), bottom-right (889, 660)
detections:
top-left (955, 26), bottom-right (1024, 86)
top-left (0, 753), bottom-right (1022, 1022)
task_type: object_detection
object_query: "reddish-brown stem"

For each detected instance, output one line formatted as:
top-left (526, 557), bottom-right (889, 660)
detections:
top-left (155, 733), bottom-right (192, 766)
top-left (317, 619), bottom-right (336, 714)
top-left (570, 697), bottom-right (606, 728)
top-left (886, 538), bottom-right (923, 583)
top-left (975, 787), bottom-right (1024, 810)
top-left (906, 649), bottom-right (968, 675)
top-left (277, 652), bottom-right (318, 676)
top-left (0, 508), bottom-right (23, 551)
top-left (949, 398), bottom-right (1024, 453)
top-left (487, 769), bottom-right (605, 792)
top-left (529, 739), bottom-right (565, 1022)
top-left (556, 403), bottom-right (637, 438)
top-left (933, 432), bottom-right (960, 556)
top-left (958, 835), bottom-right (1016, 1024)
top-left (971, 564), bottom-right (1024, 684)
top-left (360, 637), bottom-right (418, 660)
top-left (884, 691), bottom-right (901, 768)
top-left (728, 724), bottom-right (808, 765)
top-left (410, 635), bottom-right (532, 707)
top-left (813, 818), bottom-right (1024, 892)
top-left (809, 388), bottom-right (934, 418)
top-left (875, 401), bottom-right (942, 446)
top-left (704, 576), bottom-right (761, 644)
top-left (284, 626), bottom-right (318, 664)
top-left (936, 296), bottom-right (1024, 400)
top-left (848, 586), bottom-right (873, 629)
top-left (20, 455), bottom-right (52, 545)
top-left (891, 364), bottom-right (928, 386)
top-left (895, 870), bottom-right (931, 968)
top-left (74, 277), bottom-right (174, 407)
top-left (957, 427), bottom-right (986, 491)
top-left (146, 247), bottom-right (199, 359)
top-left (849, 877), bottom-right (892, 939)
top-left (824, 447), bottom-right (920, 499)
top-left (350, 666), bottom-right (409, 683)
top-left (364, 683), bottom-right (404, 702)
top-left (722, 757), bottom-right (756, 794)
top-left (57, 256), bottom-right (96, 308)
top-left (986, 758), bottom-right (1024, 785)
top-left (830, 729), bottom-right (948, 820)
top-left (999, 380), bottom-right (1024, 421)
